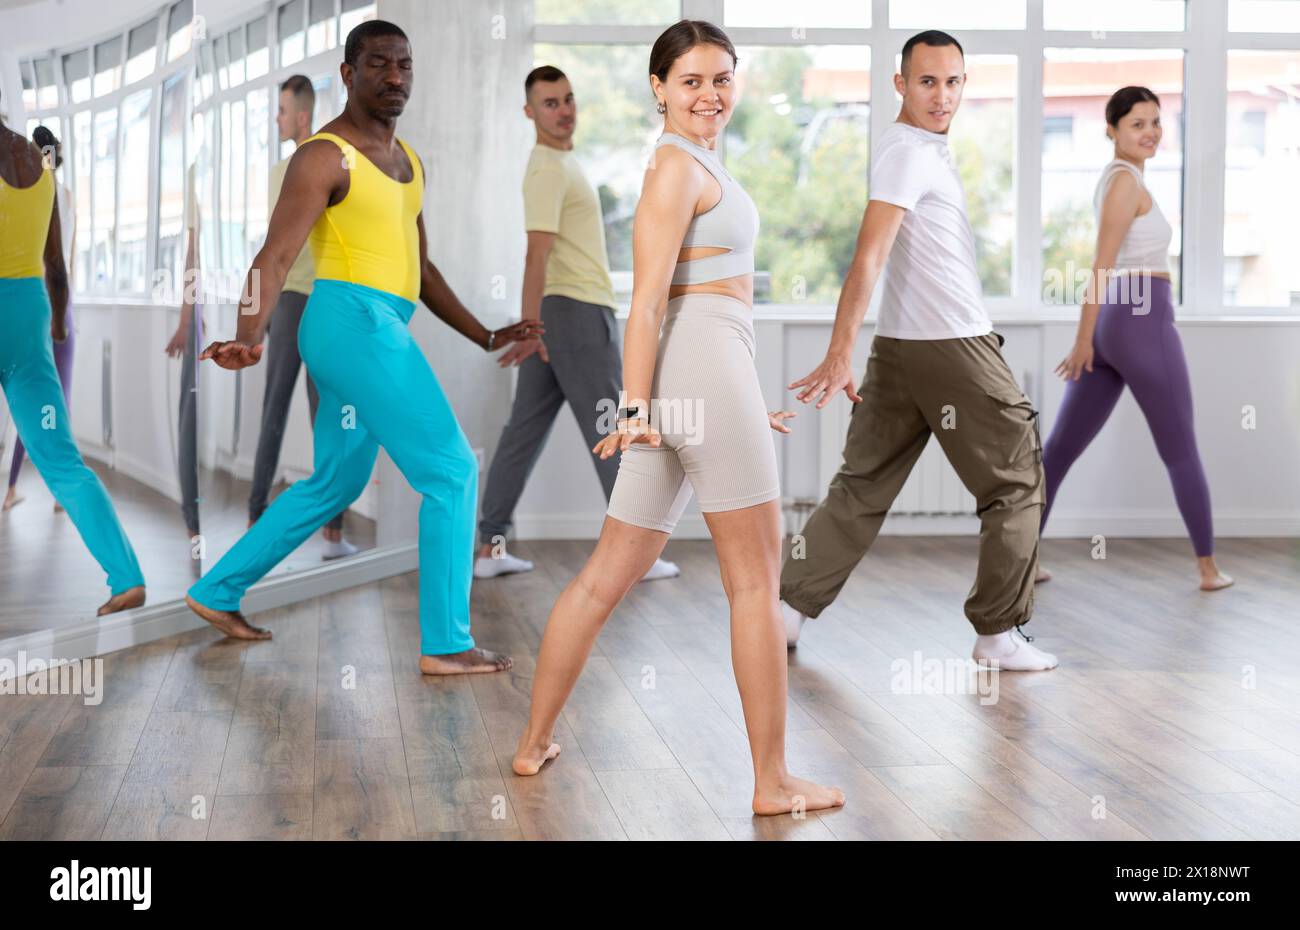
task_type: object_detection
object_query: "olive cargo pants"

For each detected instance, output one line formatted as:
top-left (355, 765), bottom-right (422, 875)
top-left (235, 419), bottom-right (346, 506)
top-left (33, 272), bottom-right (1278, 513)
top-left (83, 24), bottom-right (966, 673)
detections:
top-left (780, 332), bottom-right (1044, 635)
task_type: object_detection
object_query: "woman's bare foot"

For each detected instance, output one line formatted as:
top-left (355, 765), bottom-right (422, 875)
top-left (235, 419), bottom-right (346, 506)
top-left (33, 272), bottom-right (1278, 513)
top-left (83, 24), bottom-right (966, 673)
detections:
top-left (752, 774), bottom-right (846, 816)
top-left (512, 733), bottom-right (562, 776)
top-left (185, 594), bottom-right (273, 639)
top-left (1035, 565), bottom-right (1052, 583)
top-left (97, 585), bottom-right (146, 616)
top-left (418, 647), bottom-right (513, 676)
top-left (2, 487), bottom-right (23, 511)
top-left (1198, 557), bottom-right (1233, 591)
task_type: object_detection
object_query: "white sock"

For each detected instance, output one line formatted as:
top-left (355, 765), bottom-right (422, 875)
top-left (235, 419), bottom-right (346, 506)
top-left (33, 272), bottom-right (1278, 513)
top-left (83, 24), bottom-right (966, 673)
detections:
top-left (474, 551), bottom-right (534, 578)
top-left (781, 601), bottom-right (806, 647)
top-left (972, 627), bottom-right (1058, 671)
top-left (322, 537), bottom-right (359, 561)
top-left (639, 558), bottom-right (680, 582)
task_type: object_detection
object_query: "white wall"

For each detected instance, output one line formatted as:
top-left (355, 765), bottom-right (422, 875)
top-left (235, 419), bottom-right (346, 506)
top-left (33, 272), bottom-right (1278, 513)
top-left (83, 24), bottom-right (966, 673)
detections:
top-left (509, 315), bottom-right (1300, 541)
top-left (375, 0), bottom-right (533, 547)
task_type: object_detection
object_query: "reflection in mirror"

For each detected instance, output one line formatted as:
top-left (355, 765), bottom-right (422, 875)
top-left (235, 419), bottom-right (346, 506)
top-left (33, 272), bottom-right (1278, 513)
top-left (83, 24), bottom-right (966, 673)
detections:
top-left (1, 68), bottom-right (196, 637)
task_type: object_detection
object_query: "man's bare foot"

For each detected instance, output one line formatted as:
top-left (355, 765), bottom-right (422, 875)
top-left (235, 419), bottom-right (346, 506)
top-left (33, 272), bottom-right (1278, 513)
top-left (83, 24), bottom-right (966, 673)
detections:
top-left (512, 734), bottom-right (562, 776)
top-left (1035, 565), bottom-right (1051, 583)
top-left (418, 647), bottom-right (513, 676)
top-left (2, 488), bottom-right (23, 511)
top-left (185, 594), bottom-right (273, 640)
top-left (753, 774), bottom-right (846, 816)
top-left (97, 585), bottom-right (146, 616)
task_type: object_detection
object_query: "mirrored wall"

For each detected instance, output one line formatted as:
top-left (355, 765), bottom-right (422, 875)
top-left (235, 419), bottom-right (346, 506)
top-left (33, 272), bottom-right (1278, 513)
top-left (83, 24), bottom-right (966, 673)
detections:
top-left (2, 0), bottom-right (379, 649)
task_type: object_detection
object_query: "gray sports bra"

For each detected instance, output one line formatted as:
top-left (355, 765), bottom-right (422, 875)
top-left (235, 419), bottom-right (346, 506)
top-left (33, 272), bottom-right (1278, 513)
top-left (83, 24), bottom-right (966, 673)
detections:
top-left (655, 133), bottom-right (760, 285)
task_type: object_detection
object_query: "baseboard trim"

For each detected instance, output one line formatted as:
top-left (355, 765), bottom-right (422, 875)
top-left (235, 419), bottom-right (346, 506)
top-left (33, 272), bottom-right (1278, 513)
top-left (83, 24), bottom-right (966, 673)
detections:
top-left (512, 509), bottom-right (1300, 539)
top-left (0, 543), bottom-right (418, 682)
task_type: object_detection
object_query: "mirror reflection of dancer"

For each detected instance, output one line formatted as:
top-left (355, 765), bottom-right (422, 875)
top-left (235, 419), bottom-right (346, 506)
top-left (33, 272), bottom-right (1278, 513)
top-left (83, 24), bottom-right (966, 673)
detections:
top-left (513, 21), bottom-right (846, 817)
top-left (0, 91), bottom-right (145, 615)
top-left (163, 160), bottom-right (202, 541)
top-left (779, 32), bottom-right (1058, 672)
top-left (246, 74), bottom-right (357, 561)
top-left (5, 126), bottom-right (74, 515)
top-left (186, 21), bottom-right (540, 675)
top-left (474, 65), bottom-right (678, 584)
top-left (1038, 87), bottom-right (1231, 592)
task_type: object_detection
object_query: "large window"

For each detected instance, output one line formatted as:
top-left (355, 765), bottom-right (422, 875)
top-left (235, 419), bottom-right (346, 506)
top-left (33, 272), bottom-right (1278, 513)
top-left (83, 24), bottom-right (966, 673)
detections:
top-left (1041, 48), bottom-right (1185, 304)
top-left (73, 111), bottom-right (92, 292)
top-left (116, 88), bottom-right (154, 293)
top-left (533, 1), bottom-right (1285, 315)
top-left (1224, 50), bottom-right (1300, 307)
top-left (1043, 0), bottom-right (1186, 31)
top-left (91, 108), bottom-right (119, 289)
top-left (94, 36), bottom-right (124, 98)
top-left (166, 0), bottom-right (194, 63)
top-left (126, 20), bottom-right (159, 85)
top-left (536, 0), bottom-right (680, 25)
top-left (158, 73), bottom-right (188, 300)
top-left (730, 46), bottom-right (870, 305)
top-left (1229, 0), bottom-right (1300, 31)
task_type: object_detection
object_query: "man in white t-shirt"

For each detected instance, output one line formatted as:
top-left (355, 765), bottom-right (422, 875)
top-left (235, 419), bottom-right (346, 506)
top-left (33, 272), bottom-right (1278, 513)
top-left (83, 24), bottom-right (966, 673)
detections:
top-left (780, 31), bottom-right (1056, 671)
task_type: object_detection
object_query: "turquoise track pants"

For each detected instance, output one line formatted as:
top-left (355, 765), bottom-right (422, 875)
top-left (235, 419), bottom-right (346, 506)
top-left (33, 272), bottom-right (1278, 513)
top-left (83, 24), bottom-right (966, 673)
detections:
top-left (189, 279), bottom-right (478, 655)
top-left (0, 277), bottom-right (143, 595)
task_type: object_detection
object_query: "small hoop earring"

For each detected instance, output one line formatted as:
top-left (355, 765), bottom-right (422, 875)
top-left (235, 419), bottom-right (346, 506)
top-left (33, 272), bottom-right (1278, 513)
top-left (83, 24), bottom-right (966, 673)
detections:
top-left (656, 101), bottom-right (666, 114)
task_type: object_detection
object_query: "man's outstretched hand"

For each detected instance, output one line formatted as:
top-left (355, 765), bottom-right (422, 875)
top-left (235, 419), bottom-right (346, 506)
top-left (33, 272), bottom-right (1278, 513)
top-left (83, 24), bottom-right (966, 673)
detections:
top-left (789, 353), bottom-right (863, 409)
top-left (200, 340), bottom-right (264, 370)
top-left (488, 319), bottom-right (544, 351)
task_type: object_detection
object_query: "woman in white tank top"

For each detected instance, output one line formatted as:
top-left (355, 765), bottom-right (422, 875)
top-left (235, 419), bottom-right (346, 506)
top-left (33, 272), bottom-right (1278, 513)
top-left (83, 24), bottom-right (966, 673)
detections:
top-left (1039, 87), bottom-right (1231, 592)
top-left (512, 21), bottom-right (846, 816)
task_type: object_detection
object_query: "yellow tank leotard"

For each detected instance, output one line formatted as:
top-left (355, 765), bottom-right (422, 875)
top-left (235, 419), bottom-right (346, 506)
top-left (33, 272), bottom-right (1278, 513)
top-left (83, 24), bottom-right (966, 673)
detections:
top-left (304, 131), bottom-right (425, 302)
top-left (0, 167), bottom-right (54, 279)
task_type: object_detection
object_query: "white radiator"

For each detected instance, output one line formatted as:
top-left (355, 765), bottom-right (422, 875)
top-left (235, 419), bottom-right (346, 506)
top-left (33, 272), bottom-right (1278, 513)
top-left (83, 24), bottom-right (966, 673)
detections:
top-left (815, 398), bottom-right (976, 516)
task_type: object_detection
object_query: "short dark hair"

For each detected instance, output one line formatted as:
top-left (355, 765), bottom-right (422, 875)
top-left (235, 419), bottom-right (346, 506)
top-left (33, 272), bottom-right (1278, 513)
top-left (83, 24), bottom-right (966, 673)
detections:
top-left (900, 30), bottom-right (964, 77)
top-left (32, 125), bottom-right (62, 168)
top-left (526, 65), bottom-right (568, 96)
top-left (279, 74), bottom-right (316, 112)
top-left (344, 19), bottom-right (409, 67)
top-left (1105, 85), bottom-right (1160, 128)
top-left (648, 20), bottom-right (737, 85)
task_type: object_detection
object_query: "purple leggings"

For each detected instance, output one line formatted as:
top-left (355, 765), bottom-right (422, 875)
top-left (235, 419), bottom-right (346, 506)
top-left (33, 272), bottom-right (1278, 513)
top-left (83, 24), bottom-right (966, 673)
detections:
top-left (1041, 276), bottom-right (1214, 557)
top-left (9, 306), bottom-right (74, 488)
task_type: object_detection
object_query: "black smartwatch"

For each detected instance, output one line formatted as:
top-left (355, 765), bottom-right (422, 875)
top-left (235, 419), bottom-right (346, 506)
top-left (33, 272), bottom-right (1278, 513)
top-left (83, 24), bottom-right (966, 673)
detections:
top-left (616, 405), bottom-right (642, 422)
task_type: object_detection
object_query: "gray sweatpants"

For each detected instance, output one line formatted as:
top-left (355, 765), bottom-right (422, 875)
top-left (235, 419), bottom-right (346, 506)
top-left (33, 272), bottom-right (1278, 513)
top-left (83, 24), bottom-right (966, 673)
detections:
top-left (247, 289), bottom-right (344, 531)
top-left (478, 294), bottom-right (622, 546)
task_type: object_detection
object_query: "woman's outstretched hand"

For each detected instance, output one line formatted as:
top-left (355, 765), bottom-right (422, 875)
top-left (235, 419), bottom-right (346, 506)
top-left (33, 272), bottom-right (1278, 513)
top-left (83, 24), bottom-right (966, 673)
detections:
top-left (592, 417), bottom-right (661, 460)
top-left (768, 410), bottom-right (797, 433)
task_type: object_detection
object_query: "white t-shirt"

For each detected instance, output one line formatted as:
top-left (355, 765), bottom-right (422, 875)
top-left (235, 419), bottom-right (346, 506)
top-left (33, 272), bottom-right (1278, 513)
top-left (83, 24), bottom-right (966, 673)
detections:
top-left (869, 121), bottom-right (992, 340)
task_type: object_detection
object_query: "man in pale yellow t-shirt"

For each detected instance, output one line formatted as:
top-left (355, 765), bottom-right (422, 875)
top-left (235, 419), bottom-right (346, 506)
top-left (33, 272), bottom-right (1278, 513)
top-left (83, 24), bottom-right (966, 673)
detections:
top-left (474, 66), bottom-right (677, 581)
top-left (247, 75), bottom-right (354, 559)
